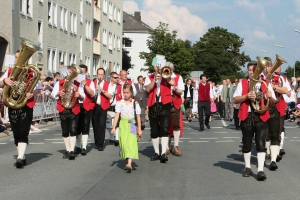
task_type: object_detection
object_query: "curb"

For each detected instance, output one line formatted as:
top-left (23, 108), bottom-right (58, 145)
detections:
top-left (0, 121), bottom-right (60, 139)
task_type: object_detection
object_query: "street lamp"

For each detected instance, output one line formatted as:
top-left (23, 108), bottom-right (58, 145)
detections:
top-left (273, 44), bottom-right (296, 77)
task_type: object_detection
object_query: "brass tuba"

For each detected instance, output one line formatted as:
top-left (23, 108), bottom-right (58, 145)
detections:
top-left (249, 57), bottom-right (270, 113)
top-left (3, 38), bottom-right (42, 109)
top-left (61, 64), bottom-right (83, 109)
top-left (266, 54), bottom-right (286, 103)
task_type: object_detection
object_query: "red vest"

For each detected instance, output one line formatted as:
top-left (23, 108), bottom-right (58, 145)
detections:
top-left (172, 74), bottom-right (182, 109)
top-left (238, 78), bottom-right (270, 122)
top-left (56, 79), bottom-right (81, 115)
top-left (273, 76), bottom-right (287, 117)
top-left (198, 83), bottom-right (211, 101)
top-left (93, 80), bottom-right (110, 110)
top-left (82, 79), bottom-right (95, 111)
top-left (6, 68), bottom-right (35, 108)
top-left (116, 80), bottom-right (132, 101)
top-left (147, 74), bottom-right (172, 107)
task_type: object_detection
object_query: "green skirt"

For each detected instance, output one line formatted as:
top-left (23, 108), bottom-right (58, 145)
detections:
top-left (119, 117), bottom-right (139, 160)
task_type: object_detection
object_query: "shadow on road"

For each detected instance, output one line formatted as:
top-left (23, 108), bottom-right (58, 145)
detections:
top-left (139, 146), bottom-right (154, 159)
top-left (110, 159), bottom-right (139, 170)
top-left (213, 161), bottom-right (244, 174)
top-left (14, 153), bottom-right (52, 166)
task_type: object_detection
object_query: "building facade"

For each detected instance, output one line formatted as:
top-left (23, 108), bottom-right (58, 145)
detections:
top-left (123, 11), bottom-right (151, 81)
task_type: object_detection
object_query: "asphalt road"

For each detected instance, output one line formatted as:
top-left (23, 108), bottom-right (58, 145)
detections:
top-left (1, 115), bottom-right (300, 200)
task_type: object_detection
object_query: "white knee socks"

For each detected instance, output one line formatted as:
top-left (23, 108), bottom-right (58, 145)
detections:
top-left (173, 131), bottom-right (180, 147)
top-left (280, 132), bottom-right (285, 150)
top-left (17, 142), bottom-right (27, 159)
top-left (63, 137), bottom-right (70, 152)
top-left (152, 138), bottom-right (159, 154)
top-left (270, 145), bottom-right (279, 162)
top-left (82, 135), bottom-right (88, 149)
top-left (244, 152), bottom-right (251, 168)
top-left (161, 137), bottom-right (169, 154)
top-left (69, 136), bottom-right (76, 152)
top-left (265, 141), bottom-right (270, 155)
top-left (257, 152), bottom-right (265, 172)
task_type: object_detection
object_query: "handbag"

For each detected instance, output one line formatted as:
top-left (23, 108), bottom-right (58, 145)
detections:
top-left (211, 102), bottom-right (217, 113)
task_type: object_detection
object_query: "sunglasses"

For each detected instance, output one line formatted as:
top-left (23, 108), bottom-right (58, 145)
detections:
top-left (112, 77), bottom-right (118, 79)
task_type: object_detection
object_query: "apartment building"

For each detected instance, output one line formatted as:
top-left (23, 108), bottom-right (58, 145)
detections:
top-left (123, 11), bottom-right (151, 81)
top-left (97, 0), bottom-right (123, 80)
top-left (0, 0), bottom-right (94, 76)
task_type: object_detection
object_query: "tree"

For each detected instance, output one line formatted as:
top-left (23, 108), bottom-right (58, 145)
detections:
top-left (122, 37), bottom-right (132, 71)
top-left (193, 26), bottom-right (250, 83)
top-left (139, 22), bottom-right (195, 79)
top-left (284, 61), bottom-right (300, 79)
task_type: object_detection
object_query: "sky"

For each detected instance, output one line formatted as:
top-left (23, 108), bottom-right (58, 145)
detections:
top-left (123, 0), bottom-right (300, 74)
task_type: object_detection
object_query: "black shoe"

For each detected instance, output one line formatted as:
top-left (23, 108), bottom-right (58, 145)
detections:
top-left (199, 127), bottom-right (204, 131)
top-left (229, 118), bottom-right (233, 122)
top-left (15, 158), bottom-right (24, 168)
top-left (63, 151), bottom-right (70, 159)
top-left (81, 148), bottom-right (87, 155)
top-left (276, 155), bottom-right (282, 162)
top-left (150, 153), bottom-right (160, 161)
top-left (114, 140), bottom-right (119, 147)
top-left (236, 127), bottom-right (241, 130)
top-left (269, 161), bottom-right (278, 170)
top-left (205, 124), bottom-right (210, 129)
top-left (279, 149), bottom-right (285, 156)
top-left (98, 147), bottom-right (104, 151)
top-left (68, 151), bottom-right (75, 160)
top-left (242, 167), bottom-right (252, 177)
top-left (74, 147), bottom-right (81, 154)
top-left (160, 153), bottom-right (168, 163)
top-left (108, 140), bottom-right (114, 145)
top-left (141, 125), bottom-right (145, 130)
top-left (257, 171), bottom-right (267, 181)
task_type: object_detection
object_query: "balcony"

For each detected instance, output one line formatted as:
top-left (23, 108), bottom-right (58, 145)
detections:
top-left (94, 6), bottom-right (101, 22)
top-left (93, 40), bottom-right (100, 55)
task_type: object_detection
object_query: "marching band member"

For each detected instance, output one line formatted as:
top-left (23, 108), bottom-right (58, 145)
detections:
top-left (92, 68), bottom-right (115, 151)
top-left (165, 62), bottom-right (184, 156)
top-left (233, 60), bottom-right (276, 181)
top-left (145, 63), bottom-right (175, 163)
top-left (75, 65), bottom-right (95, 155)
top-left (114, 70), bottom-right (137, 146)
top-left (264, 57), bottom-right (290, 170)
top-left (52, 65), bottom-right (85, 160)
top-left (0, 50), bottom-right (37, 168)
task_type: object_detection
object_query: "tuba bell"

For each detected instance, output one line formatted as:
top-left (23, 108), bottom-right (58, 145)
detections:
top-left (266, 54), bottom-right (286, 103)
top-left (61, 64), bottom-right (83, 109)
top-left (2, 38), bottom-right (42, 109)
top-left (249, 57), bottom-right (270, 113)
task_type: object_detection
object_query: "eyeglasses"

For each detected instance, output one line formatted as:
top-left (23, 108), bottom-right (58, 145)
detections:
top-left (111, 77), bottom-right (118, 79)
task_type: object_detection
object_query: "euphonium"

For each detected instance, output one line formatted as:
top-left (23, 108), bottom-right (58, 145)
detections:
top-left (266, 54), bottom-right (286, 103)
top-left (61, 64), bottom-right (83, 109)
top-left (249, 57), bottom-right (270, 113)
top-left (3, 38), bottom-right (42, 109)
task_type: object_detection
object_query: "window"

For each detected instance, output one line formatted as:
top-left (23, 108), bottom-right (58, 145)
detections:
top-left (69, 53), bottom-right (76, 65)
top-left (93, 58), bottom-right (97, 77)
top-left (113, 6), bottom-right (116, 21)
top-left (113, 34), bottom-right (116, 49)
top-left (48, 1), bottom-right (57, 26)
top-left (60, 6), bottom-right (67, 31)
top-left (80, 0), bottom-right (83, 23)
top-left (117, 9), bottom-right (121, 24)
top-left (85, 20), bottom-right (91, 40)
top-left (124, 38), bottom-right (132, 48)
top-left (102, 29), bottom-right (107, 46)
top-left (47, 48), bottom-right (57, 73)
top-left (117, 36), bottom-right (121, 51)
top-left (102, 59), bottom-right (107, 69)
top-left (85, 56), bottom-right (91, 69)
top-left (108, 32), bottom-right (112, 50)
top-left (86, 0), bottom-right (91, 3)
top-left (58, 51), bottom-right (67, 67)
top-left (116, 63), bottom-right (120, 72)
top-left (103, 0), bottom-right (107, 14)
top-left (70, 11), bottom-right (77, 34)
top-left (20, 0), bottom-right (33, 17)
top-left (38, 20), bottom-right (43, 48)
top-left (109, 2), bottom-right (113, 20)
top-left (80, 36), bottom-right (83, 60)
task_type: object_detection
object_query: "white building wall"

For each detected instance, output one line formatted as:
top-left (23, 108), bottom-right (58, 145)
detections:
top-left (125, 32), bottom-right (149, 82)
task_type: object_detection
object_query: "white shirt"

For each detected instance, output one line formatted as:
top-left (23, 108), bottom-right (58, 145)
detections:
top-left (109, 82), bottom-right (118, 106)
top-left (115, 99), bottom-right (141, 117)
top-left (79, 80), bottom-right (95, 103)
top-left (186, 85), bottom-right (191, 97)
top-left (233, 78), bottom-right (276, 112)
top-left (95, 79), bottom-right (115, 105)
top-left (51, 80), bottom-right (86, 101)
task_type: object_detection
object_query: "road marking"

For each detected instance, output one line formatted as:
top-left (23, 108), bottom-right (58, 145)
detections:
top-left (216, 140), bottom-right (234, 142)
top-left (231, 132), bottom-right (240, 134)
top-left (30, 143), bottom-right (45, 144)
top-left (285, 127), bottom-right (299, 128)
top-left (223, 137), bottom-right (240, 139)
top-left (211, 127), bottom-right (224, 129)
top-left (52, 142), bottom-right (64, 144)
top-left (0, 143), bottom-right (7, 144)
top-left (289, 140), bottom-right (300, 142)
top-left (213, 132), bottom-right (228, 133)
top-left (221, 119), bottom-right (227, 127)
top-left (30, 134), bottom-right (44, 135)
top-left (292, 137), bottom-right (300, 138)
top-left (179, 138), bottom-right (192, 140)
top-left (199, 137), bottom-right (218, 139)
top-left (189, 141), bottom-right (209, 142)
top-left (40, 129), bottom-right (49, 131)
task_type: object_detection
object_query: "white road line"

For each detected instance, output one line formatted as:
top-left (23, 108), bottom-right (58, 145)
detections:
top-left (211, 127), bottom-right (224, 129)
top-left (52, 142), bottom-right (65, 144)
top-left (214, 132), bottom-right (228, 133)
top-left (292, 137), bottom-right (300, 138)
top-left (0, 143), bottom-right (7, 144)
top-left (199, 137), bottom-right (218, 139)
top-left (216, 140), bottom-right (234, 142)
top-left (30, 134), bottom-right (44, 136)
top-left (285, 127), bottom-right (299, 128)
top-left (221, 120), bottom-right (227, 127)
top-left (231, 132), bottom-right (240, 134)
top-left (289, 140), bottom-right (300, 142)
top-left (223, 137), bottom-right (240, 139)
top-left (179, 138), bottom-right (192, 140)
top-left (30, 143), bottom-right (45, 144)
top-left (40, 129), bottom-right (49, 131)
top-left (189, 141), bottom-right (209, 142)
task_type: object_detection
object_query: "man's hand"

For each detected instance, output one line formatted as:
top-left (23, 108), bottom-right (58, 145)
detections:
top-left (266, 91), bottom-right (272, 98)
top-left (26, 93), bottom-right (33, 99)
top-left (74, 91), bottom-right (80, 98)
top-left (81, 80), bottom-right (86, 86)
top-left (4, 77), bottom-right (14, 86)
top-left (247, 91), bottom-right (256, 101)
top-left (59, 89), bottom-right (65, 98)
top-left (233, 104), bottom-right (236, 108)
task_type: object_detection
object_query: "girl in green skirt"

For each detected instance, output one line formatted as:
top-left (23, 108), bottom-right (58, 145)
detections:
top-left (111, 84), bottom-right (142, 173)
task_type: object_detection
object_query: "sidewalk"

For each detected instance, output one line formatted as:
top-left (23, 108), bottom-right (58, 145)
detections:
top-left (0, 121), bottom-right (60, 139)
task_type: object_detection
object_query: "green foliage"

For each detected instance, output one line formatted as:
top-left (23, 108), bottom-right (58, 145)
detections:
top-left (284, 61), bottom-right (300, 79)
top-left (122, 48), bottom-right (132, 71)
top-left (139, 22), bottom-right (195, 79)
top-left (193, 26), bottom-right (250, 83)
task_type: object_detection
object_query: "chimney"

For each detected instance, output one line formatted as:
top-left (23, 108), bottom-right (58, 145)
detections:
top-left (134, 11), bottom-right (141, 21)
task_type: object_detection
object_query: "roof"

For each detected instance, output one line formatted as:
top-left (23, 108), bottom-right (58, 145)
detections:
top-left (123, 11), bottom-right (152, 33)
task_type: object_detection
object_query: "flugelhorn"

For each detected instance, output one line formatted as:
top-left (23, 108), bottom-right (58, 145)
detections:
top-left (249, 57), bottom-right (269, 113)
